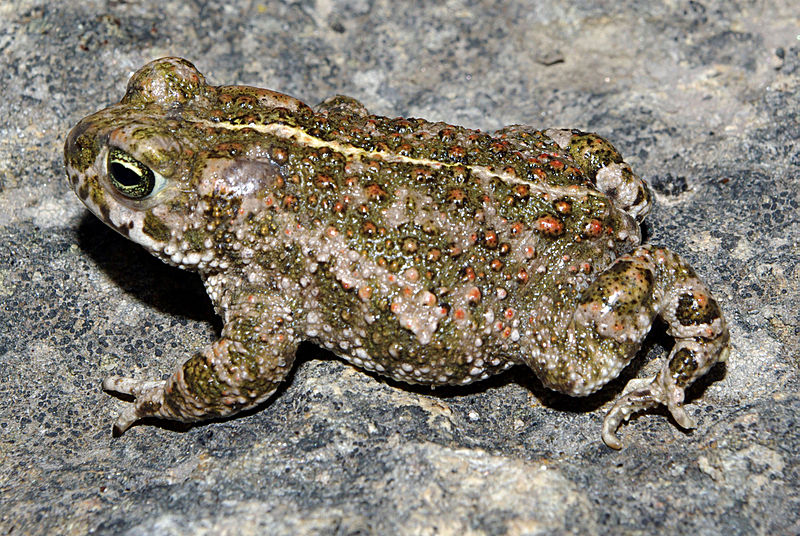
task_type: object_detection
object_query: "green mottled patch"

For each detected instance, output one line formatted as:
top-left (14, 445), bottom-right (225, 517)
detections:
top-left (579, 260), bottom-right (654, 314)
top-left (182, 228), bottom-right (208, 252)
top-left (143, 212), bottom-right (171, 242)
top-left (122, 57), bottom-right (211, 107)
top-left (676, 292), bottom-right (721, 326)
top-left (567, 131), bottom-right (624, 179)
top-left (74, 132), bottom-right (99, 171)
top-left (669, 347), bottom-right (699, 387)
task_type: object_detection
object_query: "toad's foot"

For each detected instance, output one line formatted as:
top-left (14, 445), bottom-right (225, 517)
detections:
top-left (103, 376), bottom-right (169, 435)
top-left (602, 337), bottom-right (730, 449)
top-left (601, 371), bottom-right (696, 450)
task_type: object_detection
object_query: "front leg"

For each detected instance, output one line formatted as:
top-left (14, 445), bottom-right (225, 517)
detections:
top-left (103, 290), bottom-right (299, 434)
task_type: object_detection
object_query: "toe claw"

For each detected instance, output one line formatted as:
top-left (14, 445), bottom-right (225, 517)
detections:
top-left (668, 403), bottom-right (697, 430)
top-left (103, 376), bottom-right (168, 434)
top-left (601, 426), bottom-right (624, 450)
top-left (111, 405), bottom-right (140, 436)
top-left (102, 376), bottom-right (123, 392)
top-left (602, 386), bottom-right (660, 449)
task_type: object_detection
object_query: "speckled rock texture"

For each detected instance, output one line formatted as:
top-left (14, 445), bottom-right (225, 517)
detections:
top-left (1, 1), bottom-right (797, 534)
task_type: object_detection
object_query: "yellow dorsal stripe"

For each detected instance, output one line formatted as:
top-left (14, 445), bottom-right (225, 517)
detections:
top-left (202, 119), bottom-right (601, 199)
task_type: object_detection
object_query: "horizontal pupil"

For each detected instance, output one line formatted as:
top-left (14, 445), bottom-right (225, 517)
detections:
top-left (110, 162), bottom-right (143, 188)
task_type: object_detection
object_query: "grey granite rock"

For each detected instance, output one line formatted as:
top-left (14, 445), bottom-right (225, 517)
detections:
top-left (1, 0), bottom-right (797, 534)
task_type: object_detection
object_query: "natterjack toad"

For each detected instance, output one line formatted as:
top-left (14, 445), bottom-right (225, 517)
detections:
top-left (65, 58), bottom-right (729, 448)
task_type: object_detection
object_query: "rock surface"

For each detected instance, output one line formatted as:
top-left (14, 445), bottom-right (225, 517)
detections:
top-left (1, 1), bottom-right (798, 534)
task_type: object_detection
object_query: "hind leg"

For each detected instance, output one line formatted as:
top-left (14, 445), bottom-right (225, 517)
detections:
top-left (598, 248), bottom-right (729, 448)
top-left (565, 245), bottom-right (729, 448)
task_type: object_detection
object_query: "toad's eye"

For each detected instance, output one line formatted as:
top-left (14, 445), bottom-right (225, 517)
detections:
top-left (107, 147), bottom-right (166, 199)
